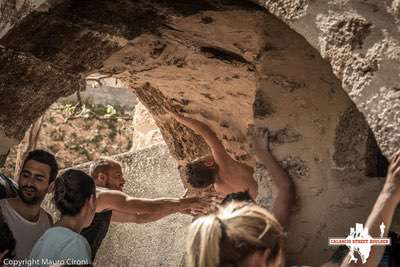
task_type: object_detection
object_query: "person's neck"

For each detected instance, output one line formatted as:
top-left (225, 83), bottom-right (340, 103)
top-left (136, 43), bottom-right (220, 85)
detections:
top-left (56, 216), bottom-right (85, 233)
top-left (13, 197), bottom-right (42, 222)
top-left (95, 180), bottom-right (107, 189)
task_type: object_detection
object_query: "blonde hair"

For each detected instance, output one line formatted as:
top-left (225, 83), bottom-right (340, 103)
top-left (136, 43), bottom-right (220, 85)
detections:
top-left (186, 202), bottom-right (284, 267)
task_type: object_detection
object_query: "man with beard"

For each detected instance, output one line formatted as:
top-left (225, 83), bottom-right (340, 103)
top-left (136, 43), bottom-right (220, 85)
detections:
top-left (0, 150), bottom-right (58, 261)
top-left (81, 158), bottom-right (213, 261)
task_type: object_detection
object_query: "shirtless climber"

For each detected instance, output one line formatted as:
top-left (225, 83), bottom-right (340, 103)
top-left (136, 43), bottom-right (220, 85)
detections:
top-left (167, 110), bottom-right (294, 215)
top-left (167, 109), bottom-right (257, 198)
top-left (81, 158), bottom-right (212, 261)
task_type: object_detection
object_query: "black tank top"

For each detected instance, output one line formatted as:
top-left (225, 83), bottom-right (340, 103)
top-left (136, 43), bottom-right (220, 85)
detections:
top-left (81, 209), bottom-right (112, 261)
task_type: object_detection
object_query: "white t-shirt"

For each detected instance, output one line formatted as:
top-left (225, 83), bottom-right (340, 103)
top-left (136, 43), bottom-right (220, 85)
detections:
top-left (0, 199), bottom-right (51, 260)
top-left (29, 226), bottom-right (92, 267)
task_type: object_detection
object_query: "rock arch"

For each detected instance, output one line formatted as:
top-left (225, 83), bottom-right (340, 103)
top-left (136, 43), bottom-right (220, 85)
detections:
top-left (1, 0), bottom-right (399, 265)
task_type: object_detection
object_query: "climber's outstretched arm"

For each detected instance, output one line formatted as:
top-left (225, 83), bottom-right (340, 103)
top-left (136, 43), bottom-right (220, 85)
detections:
top-left (249, 126), bottom-right (294, 227)
top-left (168, 111), bottom-right (234, 165)
top-left (340, 151), bottom-right (400, 267)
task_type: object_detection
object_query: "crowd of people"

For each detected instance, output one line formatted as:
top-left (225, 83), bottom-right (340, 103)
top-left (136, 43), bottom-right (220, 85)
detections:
top-left (0, 111), bottom-right (399, 267)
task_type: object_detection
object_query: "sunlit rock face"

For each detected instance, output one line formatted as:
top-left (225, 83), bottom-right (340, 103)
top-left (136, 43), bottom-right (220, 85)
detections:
top-left (1, 0), bottom-right (399, 265)
top-left (130, 102), bottom-right (165, 152)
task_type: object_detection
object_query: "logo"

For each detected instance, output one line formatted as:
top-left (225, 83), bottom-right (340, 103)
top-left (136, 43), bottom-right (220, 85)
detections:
top-left (328, 223), bottom-right (391, 263)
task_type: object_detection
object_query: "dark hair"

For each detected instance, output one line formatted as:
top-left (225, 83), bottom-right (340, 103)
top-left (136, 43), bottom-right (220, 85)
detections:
top-left (221, 191), bottom-right (254, 205)
top-left (89, 158), bottom-right (120, 178)
top-left (22, 150), bottom-right (59, 183)
top-left (0, 215), bottom-right (16, 261)
top-left (185, 159), bottom-right (217, 188)
top-left (54, 169), bottom-right (96, 216)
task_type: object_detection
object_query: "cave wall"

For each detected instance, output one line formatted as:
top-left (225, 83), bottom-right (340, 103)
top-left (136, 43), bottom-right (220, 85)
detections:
top-left (253, 13), bottom-right (395, 264)
top-left (251, 0), bottom-right (400, 157)
top-left (0, 46), bottom-right (82, 165)
top-left (1, 0), bottom-right (400, 265)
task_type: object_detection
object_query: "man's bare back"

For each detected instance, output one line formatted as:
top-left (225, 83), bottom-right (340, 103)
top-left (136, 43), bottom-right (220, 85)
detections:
top-left (213, 158), bottom-right (256, 197)
top-left (167, 110), bottom-right (258, 198)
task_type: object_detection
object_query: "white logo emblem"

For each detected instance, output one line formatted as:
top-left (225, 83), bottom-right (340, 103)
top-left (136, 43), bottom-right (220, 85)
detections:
top-left (329, 223), bottom-right (391, 263)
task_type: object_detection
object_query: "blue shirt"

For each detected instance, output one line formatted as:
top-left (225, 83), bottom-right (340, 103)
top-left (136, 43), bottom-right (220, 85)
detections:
top-left (29, 226), bottom-right (92, 267)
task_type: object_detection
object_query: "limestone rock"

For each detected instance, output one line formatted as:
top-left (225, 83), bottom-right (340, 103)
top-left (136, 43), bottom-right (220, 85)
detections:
top-left (130, 102), bottom-right (165, 151)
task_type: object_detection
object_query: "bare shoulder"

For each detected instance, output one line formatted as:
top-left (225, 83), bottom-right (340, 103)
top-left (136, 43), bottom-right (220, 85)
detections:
top-left (96, 187), bottom-right (116, 199)
top-left (219, 161), bottom-right (257, 196)
top-left (96, 188), bottom-right (124, 198)
top-left (96, 188), bottom-right (126, 212)
top-left (221, 160), bottom-right (253, 178)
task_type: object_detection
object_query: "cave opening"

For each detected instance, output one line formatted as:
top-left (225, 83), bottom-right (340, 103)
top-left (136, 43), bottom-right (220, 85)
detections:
top-left (2, 78), bottom-right (138, 178)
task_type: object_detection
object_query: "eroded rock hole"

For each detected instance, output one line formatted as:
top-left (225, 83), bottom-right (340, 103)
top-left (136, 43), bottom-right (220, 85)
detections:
top-left (334, 104), bottom-right (388, 178)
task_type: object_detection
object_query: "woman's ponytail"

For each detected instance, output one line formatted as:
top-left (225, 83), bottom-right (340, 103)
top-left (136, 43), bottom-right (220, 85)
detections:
top-left (186, 214), bottom-right (223, 267)
top-left (186, 203), bottom-right (285, 267)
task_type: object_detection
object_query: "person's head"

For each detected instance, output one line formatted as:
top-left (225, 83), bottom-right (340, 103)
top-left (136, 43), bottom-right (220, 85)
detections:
top-left (89, 158), bottom-right (125, 191)
top-left (186, 202), bottom-right (285, 267)
top-left (221, 191), bottom-right (254, 205)
top-left (0, 216), bottom-right (16, 264)
top-left (185, 155), bottom-right (218, 188)
top-left (18, 149), bottom-right (59, 205)
top-left (54, 169), bottom-right (96, 228)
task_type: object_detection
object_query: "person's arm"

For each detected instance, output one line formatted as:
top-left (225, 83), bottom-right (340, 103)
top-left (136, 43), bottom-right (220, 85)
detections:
top-left (111, 210), bottom-right (174, 223)
top-left (97, 190), bottom-right (210, 216)
top-left (168, 110), bottom-right (234, 165)
top-left (340, 151), bottom-right (400, 267)
top-left (249, 126), bottom-right (294, 227)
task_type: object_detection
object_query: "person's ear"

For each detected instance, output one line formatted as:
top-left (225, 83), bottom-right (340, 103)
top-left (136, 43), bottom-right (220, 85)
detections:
top-left (47, 181), bottom-right (55, 193)
top-left (261, 249), bottom-right (271, 267)
top-left (244, 249), bottom-right (271, 267)
top-left (97, 173), bottom-right (108, 183)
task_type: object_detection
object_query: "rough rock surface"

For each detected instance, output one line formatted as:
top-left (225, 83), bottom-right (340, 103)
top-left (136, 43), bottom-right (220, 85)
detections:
top-left (251, 0), bottom-right (400, 157)
top-left (1, 0), bottom-right (400, 265)
top-left (130, 102), bottom-right (165, 151)
top-left (0, 46), bottom-right (82, 157)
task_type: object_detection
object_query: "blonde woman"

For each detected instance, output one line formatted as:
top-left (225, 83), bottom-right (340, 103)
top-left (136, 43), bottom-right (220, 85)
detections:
top-left (186, 202), bottom-right (286, 267)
